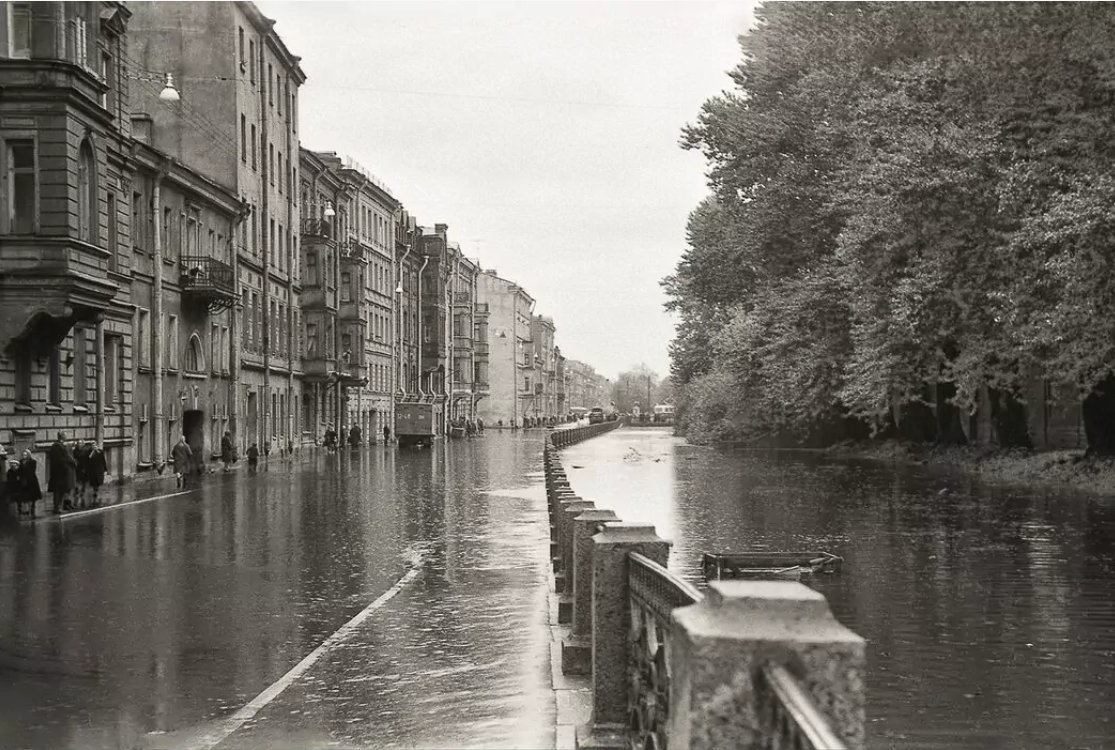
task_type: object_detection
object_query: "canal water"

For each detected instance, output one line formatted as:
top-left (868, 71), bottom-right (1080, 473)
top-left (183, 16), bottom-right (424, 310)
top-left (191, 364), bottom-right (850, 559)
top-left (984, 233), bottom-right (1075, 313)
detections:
top-left (560, 427), bottom-right (1115, 750)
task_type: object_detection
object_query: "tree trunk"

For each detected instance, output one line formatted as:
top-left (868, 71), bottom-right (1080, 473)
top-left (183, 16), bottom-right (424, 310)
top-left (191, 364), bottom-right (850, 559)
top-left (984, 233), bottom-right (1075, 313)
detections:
top-left (988, 388), bottom-right (1032, 449)
top-left (1083, 375), bottom-right (1115, 456)
top-left (935, 381), bottom-right (968, 445)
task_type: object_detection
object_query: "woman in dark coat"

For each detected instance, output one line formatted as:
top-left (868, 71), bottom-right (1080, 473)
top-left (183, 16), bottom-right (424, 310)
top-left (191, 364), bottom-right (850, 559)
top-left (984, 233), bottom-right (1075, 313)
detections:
top-left (47, 433), bottom-right (76, 513)
top-left (17, 450), bottom-right (42, 517)
top-left (220, 431), bottom-right (235, 471)
top-left (86, 445), bottom-right (107, 506)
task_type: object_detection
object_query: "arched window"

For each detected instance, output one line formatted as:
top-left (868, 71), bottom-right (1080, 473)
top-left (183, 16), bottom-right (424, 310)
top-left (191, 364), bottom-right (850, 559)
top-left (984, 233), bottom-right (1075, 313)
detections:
top-left (185, 333), bottom-right (204, 373)
top-left (77, 140), bottom-right (97, 244)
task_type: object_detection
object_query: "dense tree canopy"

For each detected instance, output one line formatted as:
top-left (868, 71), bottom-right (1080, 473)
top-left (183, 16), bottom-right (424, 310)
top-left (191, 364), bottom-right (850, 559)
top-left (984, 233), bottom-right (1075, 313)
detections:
top-left (665, 2), bottom-right (1115, 447)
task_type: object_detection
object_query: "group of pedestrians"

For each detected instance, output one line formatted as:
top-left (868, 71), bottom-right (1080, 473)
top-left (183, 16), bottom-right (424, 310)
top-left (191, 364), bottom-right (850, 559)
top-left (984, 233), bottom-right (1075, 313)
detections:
top-left (1, 432), bottom-right (107, 517)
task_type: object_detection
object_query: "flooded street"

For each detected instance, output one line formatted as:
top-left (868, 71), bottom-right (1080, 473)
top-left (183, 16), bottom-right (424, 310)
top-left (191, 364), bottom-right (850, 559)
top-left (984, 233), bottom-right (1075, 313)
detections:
top-left (0, 433), bottom-right (553, 750)
top-left (560, 427), bottom-right (1115, 750)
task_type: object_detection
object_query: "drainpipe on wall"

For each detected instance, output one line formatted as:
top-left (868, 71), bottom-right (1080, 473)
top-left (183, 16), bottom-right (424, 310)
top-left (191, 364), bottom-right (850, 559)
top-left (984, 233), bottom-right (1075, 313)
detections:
top-left (416, 252), bottom-right (429, 396)
top-left (152, 166), bottom-right (168, 467)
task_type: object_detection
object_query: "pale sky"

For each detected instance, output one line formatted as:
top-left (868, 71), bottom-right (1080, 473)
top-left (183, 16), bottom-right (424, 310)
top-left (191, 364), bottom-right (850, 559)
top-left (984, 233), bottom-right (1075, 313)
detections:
top-left (262, 0), bottom-right (756, 380)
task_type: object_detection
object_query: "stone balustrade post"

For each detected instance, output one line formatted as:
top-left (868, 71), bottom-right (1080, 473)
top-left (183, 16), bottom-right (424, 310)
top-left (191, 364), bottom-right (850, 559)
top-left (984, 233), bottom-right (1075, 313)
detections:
top-left (577, 523), bottom-right (670, 749)
top-left (557, 498), bottom-right (594, 614)
top-left (559, 508), bottom-right (620, 676)
top-left (668, 581), bottom-right (866, 750)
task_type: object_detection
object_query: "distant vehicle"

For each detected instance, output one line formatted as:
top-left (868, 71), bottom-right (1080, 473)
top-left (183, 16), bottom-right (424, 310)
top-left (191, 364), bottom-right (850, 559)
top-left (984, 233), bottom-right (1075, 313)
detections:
top-left (588, 407), bottom-right (605, 424)
top-left (653, 403), bottom-right (675, 425)
top-left (395, 402), bottom-right (437, 447)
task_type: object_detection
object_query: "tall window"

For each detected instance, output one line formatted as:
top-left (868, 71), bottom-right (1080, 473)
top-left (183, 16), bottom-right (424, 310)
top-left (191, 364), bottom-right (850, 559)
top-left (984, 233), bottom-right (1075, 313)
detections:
top-left (250, 124), bottom-right (257, 169)
top-left (78, 141), bottom-right (97, 243)
top-left (104, 336), bottom-right (118, 405)
top-left (7, 4), bottom-right (31, 58)
top-left (341, 272), bottom-right (352, 302)
top-left (306, 251), bottom-right (317, 285)
top-left (71, 16), bottom-right (88, 68)
top-left (240, 114), bottom-right (247, 163)
top-left (185, 334), bottom-right (203, 373)
top-left (249, 39), bottom-right (255, 83)
top-left (306, 322), bottom-right (317, 355)
top-left (210, 324), bottom-right (219, 373)
top-left (47, 348), bottom-right (61, 405)
top-left (7, 140), bottom-right (36, 233)
top-left (167, 313), bottom-right (179, 369)
top-left (137, 308), bottom-right (151, 367)
top-left (242, 290), bottom-right (250, 347)
top-left (277, 153), bottom-right (283, 193)
top-left (14, 350), bottom-right (30, 405)
top-left (238, 27), bottom-right (245, 68)
top-left (74, 327), bottom-right (88, 406)
top-left (107, 192), bottom-right (118, 270)
top-left (268, 64), bottom-right (273, 106)
top-left (131, 190), bottom-right (143, 250)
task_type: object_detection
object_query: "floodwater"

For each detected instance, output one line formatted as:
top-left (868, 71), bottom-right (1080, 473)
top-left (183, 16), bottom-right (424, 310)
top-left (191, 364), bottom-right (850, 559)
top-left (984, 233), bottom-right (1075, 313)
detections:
top-left (560, 427), bottom-right (1115, 750)
top-left (0, 432), bottom-right (554, 750)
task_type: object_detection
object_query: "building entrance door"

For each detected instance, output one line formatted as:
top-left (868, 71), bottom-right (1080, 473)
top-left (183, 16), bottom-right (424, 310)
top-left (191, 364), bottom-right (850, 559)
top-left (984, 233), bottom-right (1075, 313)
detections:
top-left (183, 409), bottom-right (205, 475)
top-left (247, 392), bottom-right (258, 449)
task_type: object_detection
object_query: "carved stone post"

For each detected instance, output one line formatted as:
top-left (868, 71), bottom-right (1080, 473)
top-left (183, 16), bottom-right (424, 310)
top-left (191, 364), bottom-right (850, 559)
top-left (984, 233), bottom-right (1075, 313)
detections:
top-left (560, 508), bottom-right (619, 676)
top-left (577, 523), bottom-right (670, 749)
top-left (669, 581), bottom-right (866, 750)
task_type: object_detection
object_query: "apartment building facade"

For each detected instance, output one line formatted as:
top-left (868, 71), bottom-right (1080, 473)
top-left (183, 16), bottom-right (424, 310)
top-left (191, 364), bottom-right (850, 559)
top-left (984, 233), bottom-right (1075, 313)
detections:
top-left (128, 0), bottom-right (306, 458)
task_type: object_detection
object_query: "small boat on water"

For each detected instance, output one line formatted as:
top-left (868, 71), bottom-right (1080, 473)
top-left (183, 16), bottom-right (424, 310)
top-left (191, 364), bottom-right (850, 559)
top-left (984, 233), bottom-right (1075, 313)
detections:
top-left (702, 551), bottom-right (843, 582)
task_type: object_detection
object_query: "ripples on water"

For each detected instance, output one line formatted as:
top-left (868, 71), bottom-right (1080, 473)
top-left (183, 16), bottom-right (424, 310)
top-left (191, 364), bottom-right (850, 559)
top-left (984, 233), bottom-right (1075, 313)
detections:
top-left (562, 429), bottom-right (1115, 750)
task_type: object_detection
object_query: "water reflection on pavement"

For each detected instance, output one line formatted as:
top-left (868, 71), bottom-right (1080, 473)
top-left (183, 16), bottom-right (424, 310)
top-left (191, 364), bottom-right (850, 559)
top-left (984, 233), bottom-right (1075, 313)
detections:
top-left (0, 432), bottom-right (555, 750)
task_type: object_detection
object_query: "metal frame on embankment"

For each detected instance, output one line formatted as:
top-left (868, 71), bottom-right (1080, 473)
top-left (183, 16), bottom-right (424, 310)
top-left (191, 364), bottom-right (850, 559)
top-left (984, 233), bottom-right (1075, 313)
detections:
top-left (542, 422), bottom-right (867, 750)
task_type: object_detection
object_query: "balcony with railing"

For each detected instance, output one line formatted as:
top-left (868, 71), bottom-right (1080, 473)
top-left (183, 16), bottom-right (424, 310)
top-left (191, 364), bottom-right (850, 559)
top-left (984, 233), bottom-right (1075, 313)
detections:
top-left (300, 218), bottom-right (334, 241)
top-left (180, 256), bottom-right (237, 312)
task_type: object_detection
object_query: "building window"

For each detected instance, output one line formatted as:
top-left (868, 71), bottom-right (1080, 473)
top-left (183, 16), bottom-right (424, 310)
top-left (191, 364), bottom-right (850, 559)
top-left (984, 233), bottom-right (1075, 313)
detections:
top-left (240, 114), bottom-right (247, 162)
top-left (131, 190), bottom-right (143, 250)
top-left (238, 27), bottom-right (245, 68)
top-left (14, 349), bottom-right (31, 405)
top-left (268, 64), bottom-right (273, 106)
top-left (306, 322), bottom-right (317, 356)
top-left (7, 4), bottom-right (31, 58)
top-left (250, 124), bottom-right (257, 169)
top-left (185, 333), bottom-right (204, 373)
top-left (107, 192), bottom-right (118, 270)
top-left (71, 16), bottom-right (88, 68)
top-left (167, 313), bottom-right (179, 369)
top-left (74, 327), bottom-right (88, 406)
top-left (78, 141), bottom-right (96, 244)
top-left (306, 251), bottom-right (317, 285)
top-left (100, 52), bottom-right (114, 111)
top-left (45, 347), bottom-right (61, 405)
top-left (137, 308), bottom-right (151, 367)
top-left (242, 290), bottom-right (250, 347)
top-left (341, 272), bottom-right (352, 302)
top-left (221, 326), bottom-right (230, 371)
top-left (277, 152), bottom-right (283, 193)
top-left (269, 143), bottom-right (274, 184)
top-left (7, 139), bottom-right (36, 234)
top-left (104, 336), bottom-right (118, 405)
top-left (249, 39), bottom-right (255, 83)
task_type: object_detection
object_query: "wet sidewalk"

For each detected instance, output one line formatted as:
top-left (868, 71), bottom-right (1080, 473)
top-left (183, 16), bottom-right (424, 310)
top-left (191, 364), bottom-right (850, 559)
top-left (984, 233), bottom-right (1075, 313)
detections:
top-left (138, 442), bottom-right (563, 750)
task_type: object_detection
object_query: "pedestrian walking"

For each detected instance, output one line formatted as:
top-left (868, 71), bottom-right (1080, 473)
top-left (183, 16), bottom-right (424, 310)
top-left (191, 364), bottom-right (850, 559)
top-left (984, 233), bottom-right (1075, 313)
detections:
top-left (16, 450), bottom-right (41, 518)
top-left (220, 431), bottom-right (235, 471)
top-left (171, 435), bottom-right (192, 489)
top-left (349, 425), bottom-right (362, 447)
top-left (47, 432), bottom-right (76, 513)
top-left (246, 443), bottom-right (260, 474)
top-left (382, 425), bottom-right (391, 443)
top-left (86, 444), bottom-right (107, 506)
top-left (74, 441), bottom-right (93, 508)
top-left (4, 452), bottom-right (20, 517)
